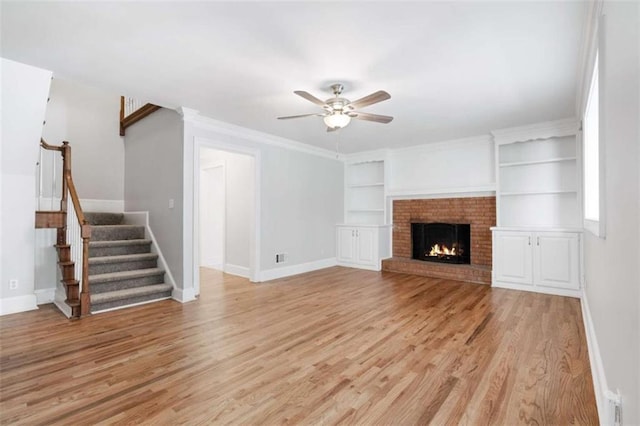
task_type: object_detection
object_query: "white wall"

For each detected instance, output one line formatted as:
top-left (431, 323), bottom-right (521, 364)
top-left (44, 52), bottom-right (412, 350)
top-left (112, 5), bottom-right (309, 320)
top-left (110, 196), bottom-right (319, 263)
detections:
top-left (200, 148), bottom-right (254, 272)
top-left (582, 1), bottom-right (640, 424)
top-left (199, 166), bottom-right (224, 269)
top-left (124, 108), bottom-right (184, 288)
top-left (41, 77), bottom-right (124, 202)
top-left (0, 58), bottom-right (52, 315)
top-left (388, 135), bottom-right (495, 194)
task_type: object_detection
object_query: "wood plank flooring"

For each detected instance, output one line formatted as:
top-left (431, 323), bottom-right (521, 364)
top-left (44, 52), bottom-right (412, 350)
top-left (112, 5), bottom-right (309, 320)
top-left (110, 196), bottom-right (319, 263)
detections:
top-left (0, 267), bottom-right (598, 424)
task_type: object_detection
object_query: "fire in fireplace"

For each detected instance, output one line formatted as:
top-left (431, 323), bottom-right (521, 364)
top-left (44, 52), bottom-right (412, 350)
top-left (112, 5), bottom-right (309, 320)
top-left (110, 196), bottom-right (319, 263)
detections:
top-left (411, 223), bottom-right (471, 264)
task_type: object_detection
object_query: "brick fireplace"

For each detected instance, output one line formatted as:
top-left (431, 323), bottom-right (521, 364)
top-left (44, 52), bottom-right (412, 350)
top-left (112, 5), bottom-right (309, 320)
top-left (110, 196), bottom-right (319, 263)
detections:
top-left (382, 196), bottom-right (496, 284)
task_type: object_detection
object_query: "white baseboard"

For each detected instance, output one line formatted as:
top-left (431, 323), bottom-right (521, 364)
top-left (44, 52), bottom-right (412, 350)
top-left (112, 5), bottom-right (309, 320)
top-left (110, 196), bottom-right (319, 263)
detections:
top-left (581, 292), bottom-right (616, 425)
top-left (259, 258), bottom-right (337, 282)
top-left (0, 294), bottom-right (38, 316)
top-left (492, 281), bottom-right (582, 299)
top-left (172, 287), bottom-right (197, 303)
top-left (225, 263), bottom-right (251, 278)
top-left (35, 288), bottom-right (56, 305)
top-left (80, 199), bottom-right (124, 213)
top-left (336, 260), bottom-right (380, 272)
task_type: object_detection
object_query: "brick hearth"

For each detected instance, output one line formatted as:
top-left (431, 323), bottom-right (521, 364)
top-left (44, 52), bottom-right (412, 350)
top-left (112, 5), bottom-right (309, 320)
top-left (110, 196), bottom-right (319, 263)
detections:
top-left (382, 197), bottom-right (496, 285)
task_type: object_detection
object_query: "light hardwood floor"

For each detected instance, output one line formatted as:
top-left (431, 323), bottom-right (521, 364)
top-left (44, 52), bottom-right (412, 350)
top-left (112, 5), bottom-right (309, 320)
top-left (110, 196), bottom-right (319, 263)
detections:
top-left (0, 267), bottom-right (597, 424)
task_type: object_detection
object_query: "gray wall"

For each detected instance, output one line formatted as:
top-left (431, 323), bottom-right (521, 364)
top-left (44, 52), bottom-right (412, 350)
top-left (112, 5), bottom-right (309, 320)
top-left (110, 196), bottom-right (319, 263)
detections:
top-left (583, 2), bottom-right (639, 423)
top-left (124, 108), bottom-right (184, 288)
top-left (42, 78), bottom-right (124, 201)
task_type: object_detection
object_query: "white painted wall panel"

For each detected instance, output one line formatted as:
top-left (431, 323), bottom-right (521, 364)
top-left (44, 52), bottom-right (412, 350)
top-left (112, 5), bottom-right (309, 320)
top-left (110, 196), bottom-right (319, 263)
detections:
top-left (0, 58), bottom-right (52, 310)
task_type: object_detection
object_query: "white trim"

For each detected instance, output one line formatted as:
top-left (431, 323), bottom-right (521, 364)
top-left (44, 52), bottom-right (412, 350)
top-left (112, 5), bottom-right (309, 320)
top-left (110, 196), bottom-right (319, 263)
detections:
top-left (54, 286), bottom-right (72, 318)
top-left (183, 109), bottom-right (340, 160)
top-left (491, 281), bottom-right (581, 299)
top-left (259, 258), bottom-right (337, 282)
top-left (224, 263), bottom-right (251, 278)
top-left (35, 288), bottom-right (55, 305)
top-left (386, 185), bottom-right (496, 198)
top-left (335, 261), bottom-right (381, 272)
top-left (344, 149), bottom-right (390, 164)
top-left (172, 286), bottom-right (197, 303)
top-left (581, 291), bottom-right (613, 425)
top-left (576, 0), bottom-right (604, 114)
top-left (80, 199), bottom-right (124, 213)
top-left (0, 294), bottom-right (38, 316)
top-left (491, 118), bottom-right (579, 145)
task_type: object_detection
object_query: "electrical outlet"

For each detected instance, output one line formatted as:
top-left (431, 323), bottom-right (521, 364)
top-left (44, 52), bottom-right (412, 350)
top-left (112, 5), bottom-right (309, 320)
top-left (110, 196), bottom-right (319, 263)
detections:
top-left (169, 199), bottom-right (175, 209)
top-left (9, 279), bottom-right (18, 290)
top-left (275, 253), bottom-right (286, 263)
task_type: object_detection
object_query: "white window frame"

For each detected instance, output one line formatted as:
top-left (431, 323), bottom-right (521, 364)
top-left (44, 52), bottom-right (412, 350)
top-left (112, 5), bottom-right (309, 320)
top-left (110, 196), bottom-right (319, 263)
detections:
top-left (582, 24), bottom-right (606, 238)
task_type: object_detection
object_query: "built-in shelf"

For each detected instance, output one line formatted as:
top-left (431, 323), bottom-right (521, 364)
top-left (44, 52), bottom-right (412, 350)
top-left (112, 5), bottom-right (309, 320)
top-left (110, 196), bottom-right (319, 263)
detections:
top-left (501, 189), bottom-right (577, 196)
top-left (345, 160), bottom-right (386, 225)
top-left (499, 156), bottom-right (576, 168)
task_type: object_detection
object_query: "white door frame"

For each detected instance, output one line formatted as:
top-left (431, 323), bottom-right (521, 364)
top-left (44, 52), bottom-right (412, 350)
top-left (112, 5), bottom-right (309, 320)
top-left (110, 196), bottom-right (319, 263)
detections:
top-left (192, 137), bottom-right (261, 295)
top-left (199, 161), bottom-right (226, 272)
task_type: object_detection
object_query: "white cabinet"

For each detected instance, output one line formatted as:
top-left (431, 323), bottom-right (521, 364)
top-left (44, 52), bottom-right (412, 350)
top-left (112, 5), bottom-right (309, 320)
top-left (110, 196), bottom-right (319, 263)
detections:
top-left (336, 225), bottom-right (391, 271)
top-left (492, 229), bottom-right (581, 297)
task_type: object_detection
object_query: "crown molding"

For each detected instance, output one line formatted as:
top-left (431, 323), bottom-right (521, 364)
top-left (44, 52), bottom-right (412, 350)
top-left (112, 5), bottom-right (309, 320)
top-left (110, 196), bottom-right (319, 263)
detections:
top-left (491, 118), bottom-right (579, 145)
top-left (177, 108), bottom-right (344, 161)
top-left (343, 149), bottom-right (391, 164)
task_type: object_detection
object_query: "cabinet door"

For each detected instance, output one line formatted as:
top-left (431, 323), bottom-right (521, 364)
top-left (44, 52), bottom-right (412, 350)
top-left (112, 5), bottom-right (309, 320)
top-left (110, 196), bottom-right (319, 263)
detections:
top-left (356, 227), bottom-right (376, 266)
top-left (337, 227), bottom-right (356, 263)
top-left (494, 231), bottom-right (533, 285)
top-left (534, 232), bottom-right (580, 289)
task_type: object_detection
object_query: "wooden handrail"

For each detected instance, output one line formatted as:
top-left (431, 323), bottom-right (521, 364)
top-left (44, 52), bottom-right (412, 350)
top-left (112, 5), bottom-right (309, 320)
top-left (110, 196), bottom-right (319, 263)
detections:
top-left (41, 138), bottom-right (63, 152)
top-left (119, 96), bottom-right (161, 136)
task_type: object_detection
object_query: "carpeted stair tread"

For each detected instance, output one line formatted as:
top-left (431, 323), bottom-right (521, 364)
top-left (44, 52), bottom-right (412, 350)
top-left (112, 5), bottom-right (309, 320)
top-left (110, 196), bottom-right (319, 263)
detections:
top-left (90, 268), bottom-right (165, 283)
top-left (89, 253), bottom-right (158, 265)
top-left (88, 252), bottom-right (159, 275)
top-left (91, 224), bottom-right (145, 241)
top-left (85, 212), bottom-right (125, 226)
top-left (89, 239), bottom-right (153, 257)
top-left (90, 283), bottom-right (173, 304)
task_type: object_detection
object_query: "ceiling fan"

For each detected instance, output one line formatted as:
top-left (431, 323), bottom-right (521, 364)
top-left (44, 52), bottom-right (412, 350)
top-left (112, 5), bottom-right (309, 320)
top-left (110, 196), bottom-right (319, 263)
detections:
top-left (278, 83), bottom-right (393, 132)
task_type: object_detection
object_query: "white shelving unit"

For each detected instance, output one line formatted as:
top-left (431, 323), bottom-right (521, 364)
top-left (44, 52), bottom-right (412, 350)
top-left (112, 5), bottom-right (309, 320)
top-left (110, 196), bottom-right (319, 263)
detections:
top-left (491, 119), bottom-right (583, 298)
top-left (337, 157), bottom-right (391, 271)
top-left (496, 135), bottom-right (581, 228)
top-left (345, 160), bottom-right (386, 225)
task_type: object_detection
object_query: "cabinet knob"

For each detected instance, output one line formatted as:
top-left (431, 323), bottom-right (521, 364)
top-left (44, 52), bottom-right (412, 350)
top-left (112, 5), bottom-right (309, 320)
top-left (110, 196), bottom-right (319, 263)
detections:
top-left (537, 237), bottom-right (540, 246)
top-left (528, 236), bottom-right (531, 246)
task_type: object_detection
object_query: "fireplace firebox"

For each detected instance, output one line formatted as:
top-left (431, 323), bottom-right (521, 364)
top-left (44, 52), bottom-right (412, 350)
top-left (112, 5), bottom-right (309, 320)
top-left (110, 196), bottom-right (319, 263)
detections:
top-left (411, 223), bottom-right (471, 264)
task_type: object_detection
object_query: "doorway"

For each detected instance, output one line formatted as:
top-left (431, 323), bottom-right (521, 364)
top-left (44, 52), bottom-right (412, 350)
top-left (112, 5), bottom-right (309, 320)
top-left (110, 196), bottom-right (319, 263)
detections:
top-left (196, 145), bottom-right (257, 295)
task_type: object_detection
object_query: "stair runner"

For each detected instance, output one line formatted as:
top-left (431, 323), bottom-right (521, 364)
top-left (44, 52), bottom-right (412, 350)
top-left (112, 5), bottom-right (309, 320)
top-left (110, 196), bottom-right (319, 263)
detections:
top-left (85, 212), bottom-right (173, 313)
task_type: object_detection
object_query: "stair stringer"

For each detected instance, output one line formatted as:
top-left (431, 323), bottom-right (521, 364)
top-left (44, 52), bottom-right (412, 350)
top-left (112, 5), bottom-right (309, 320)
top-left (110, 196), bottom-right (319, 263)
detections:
top-left (122, 212), bottom-right (177, 294)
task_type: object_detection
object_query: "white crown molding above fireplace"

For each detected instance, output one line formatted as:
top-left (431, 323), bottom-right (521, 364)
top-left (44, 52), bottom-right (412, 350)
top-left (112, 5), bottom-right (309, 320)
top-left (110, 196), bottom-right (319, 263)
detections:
top-left (386, 184), bottom-right (496, 200)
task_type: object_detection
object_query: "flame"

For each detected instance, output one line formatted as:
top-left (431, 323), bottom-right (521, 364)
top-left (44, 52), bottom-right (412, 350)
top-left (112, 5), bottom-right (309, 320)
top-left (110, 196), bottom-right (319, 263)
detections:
top-left (428, 244), bottom-right (456, 257)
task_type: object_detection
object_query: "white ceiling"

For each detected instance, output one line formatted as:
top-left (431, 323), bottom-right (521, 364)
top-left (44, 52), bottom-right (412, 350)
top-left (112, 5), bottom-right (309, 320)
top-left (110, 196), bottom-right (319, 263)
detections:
top-left (1, 1), bottom-right (587, 154)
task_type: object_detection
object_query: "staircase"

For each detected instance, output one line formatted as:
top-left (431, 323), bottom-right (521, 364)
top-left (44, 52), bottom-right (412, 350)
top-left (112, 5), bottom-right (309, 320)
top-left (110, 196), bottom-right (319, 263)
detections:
top-left (86, 212), bottom-right (173, 313)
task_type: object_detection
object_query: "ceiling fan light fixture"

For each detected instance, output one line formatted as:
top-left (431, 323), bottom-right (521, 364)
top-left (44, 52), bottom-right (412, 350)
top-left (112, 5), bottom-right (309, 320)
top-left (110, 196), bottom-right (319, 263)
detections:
top-left (324, 112), bottom-right (351, 129)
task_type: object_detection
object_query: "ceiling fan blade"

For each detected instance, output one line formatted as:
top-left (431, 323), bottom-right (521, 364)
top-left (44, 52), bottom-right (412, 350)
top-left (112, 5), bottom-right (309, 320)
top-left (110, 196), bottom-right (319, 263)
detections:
top-left (351, 111), bottom-right (394, 124)
top-left (277, 113), bottom-right (324, 120)
top-left (348, 90), bottom-right (391, 109)
top-left (294, 91), bottom-right (327, 107)
top-left (326, 126), bottom-right (338, 133)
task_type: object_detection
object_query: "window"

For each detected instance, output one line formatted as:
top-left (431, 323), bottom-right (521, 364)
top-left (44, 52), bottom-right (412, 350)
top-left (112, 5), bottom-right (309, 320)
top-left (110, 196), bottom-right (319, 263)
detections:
top-left (583, 51), bottom-right (604, 236)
